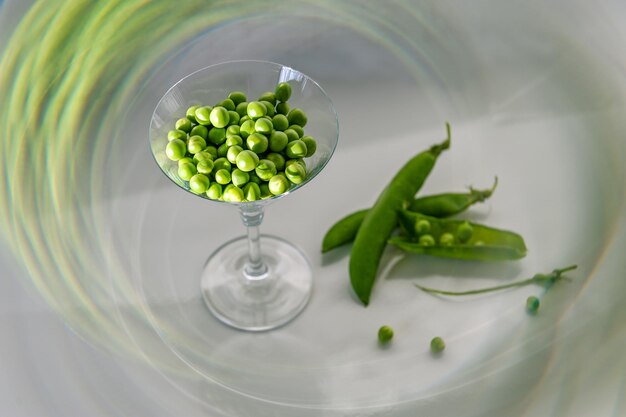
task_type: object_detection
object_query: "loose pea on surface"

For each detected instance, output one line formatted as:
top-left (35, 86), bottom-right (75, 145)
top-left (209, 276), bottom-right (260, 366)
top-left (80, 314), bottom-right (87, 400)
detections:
top-left (186, 105), bottom-right (199, 122)
top-left (259, 183), bottom-right (272, 199)
top-left (213, 157), bottom-right (232, 172)
top-left (289, 124), bottom-right (305, 138)
top-left (239, 119), bottom-right (256, 138)
top-left (187, 135), bottom-right (207, 154)
top-left (377, 325), bottom-right (394, 344)
top-left (193, 151), bottom-right (213, 163)
top-left (214, 169), bottom-right (232, 185)
top-left (228, 110), bottom-right (240, 125)
top-left (223, 185), bottom-right (244, 202)
top-left (220, 98), bottom-right (235, 111)
top-left (271, 114), bottom-right (289, 131)
top-left (196, 160), bottom-right (214, 175)
top-left (226, 125), bottom-right (241, 138)
top-left (275, 101), bottom-right (290, 116)
top-left (526, 296), bottom-right (540, 314)
top-left (208, 127), bottom-right (226, 146)
top-left (226, 145), bottom-right (244, 164)
top-left (206, 183), bottom-right (223, 200)
top-left (255, 118), bottom-right (273, 135)
top-left (430, 337), bottom-right (445, 353)
top-left (243, 182), bottom-right (261, 201)
top-left (178, 162), bottom-right (197, 181)
top-left (225, 135), bottom-right (243, 147)
top-left (217, 143), bottom-right (229, 158)
top-left (231, 169), bottom-right (250, 187)
top-left (260, 101), bottom-right (275, 117)
top-left (284, 128), bottom-right (300, 143)
top-left (167, 129), bottom-right (187, 142)
top-left (258, 91), bottom-right (276, 105)
top-left (204, 146), bottom-right (218, 160)
top-left (235, 101), bottom-right (249, 117)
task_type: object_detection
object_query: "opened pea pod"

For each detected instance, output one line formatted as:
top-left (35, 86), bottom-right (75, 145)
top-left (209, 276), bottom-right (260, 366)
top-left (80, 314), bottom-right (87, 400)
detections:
top-left (321, 178), bottom-right (498, 253)
top-left (389, 210), bottom-right (527, 261)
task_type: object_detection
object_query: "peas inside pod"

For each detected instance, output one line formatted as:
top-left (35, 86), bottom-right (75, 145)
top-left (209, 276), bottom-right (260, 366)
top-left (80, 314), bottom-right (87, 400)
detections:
top-left (163, 82), bottom-right (317, 202)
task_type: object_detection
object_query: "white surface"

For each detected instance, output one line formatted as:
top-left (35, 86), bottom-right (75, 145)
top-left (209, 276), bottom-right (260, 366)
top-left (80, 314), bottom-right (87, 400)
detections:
top-left (2, 1), bottom-right (626, 416)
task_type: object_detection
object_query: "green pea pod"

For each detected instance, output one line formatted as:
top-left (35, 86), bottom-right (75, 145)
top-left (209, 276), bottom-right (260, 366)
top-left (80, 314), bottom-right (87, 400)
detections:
top-left (350, 123), bottom-right (451, 306)
top-left (390, 210), bottom-right (527, 261)
top-left (321, 178), bottom-right (497, 253)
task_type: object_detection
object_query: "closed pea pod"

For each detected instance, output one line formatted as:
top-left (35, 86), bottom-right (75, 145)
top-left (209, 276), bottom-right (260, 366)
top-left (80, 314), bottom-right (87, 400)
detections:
top-left (350, 124), bottom-right (451, 306)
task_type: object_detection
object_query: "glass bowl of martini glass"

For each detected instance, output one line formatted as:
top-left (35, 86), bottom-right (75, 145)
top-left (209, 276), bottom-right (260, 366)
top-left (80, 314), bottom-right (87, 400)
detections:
top-left (149, 60), bottom-right (339, 331)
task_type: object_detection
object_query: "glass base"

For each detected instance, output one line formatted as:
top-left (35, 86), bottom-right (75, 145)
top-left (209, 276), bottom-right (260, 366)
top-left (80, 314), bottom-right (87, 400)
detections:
top-left (200, 235), bottom-right (313, 331)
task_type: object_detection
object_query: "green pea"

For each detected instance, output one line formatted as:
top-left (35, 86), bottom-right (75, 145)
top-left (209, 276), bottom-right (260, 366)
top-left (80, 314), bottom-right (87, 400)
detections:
top-left (246, 132), bottom-right (269, 154)
top-left (285, 162), bottom-right (306, 184)
top-left (287, 108), bottom-right (307, 127)
top-left (260, 100), bottom-right (275, 117)
top-left (165, 139), bottom-right (186, 161)
top-left (228, 91), bottom-right (247, 106)
top-left (418, 234), bottom-right (436, 246)
top-left (187, 135), bottom-right (207, 154)
top-left (526, 296), bottom-right (540, 314)
top-left (227, 110), bottom-right (240, 126)
top-left (258, 91), bottom-right (276, 105)
top-left (213, 157), bottom-right (231, 172)
top-left (268, 174), bottom-right (290, 195)
top-left (239, 119), bottom-right (256, 139)
top-left (260, 183), bottom-right (272, 199)
top-left (209, 106), bottom-right (230, 128)
top-left (247, 101), bottom-right (267, 120)
top-left (439, 233), bottom-right (455, 246)
top-left (177, 157), bottom-right (194, 166)
top-left (177, 161), bottom-right (197, 181)
top-left (288, 124), bottom-right (305, 138)
top-left (248, 171), bottom-right (262, 184)
top-left (175, 117), bottom-right (192, 133)
top-left (223, 185), bottom-right (244, 202)
top-left (269, 131), bottom-right (288, 152)
top-left (220, 98), bottom-right (235, 111)
top-left (231, 168), bottom-right (250, 187)
top-left (301, 136), bottom-right (317, 157)
top-left (255, 118), bottom-right (273, 135)
top-left (275, 101), bottom-right (290, 115)
top-left (284, 128), bottom-right (299, 143)
top-left (204, 146), bottom-right (218, 160)
top-left (193, 151), bottom-right (214, 163)
top-left (214, 169), bottom-right (231, 185)
top-left (456, 221), bottom-right (473, 243)
top-left (377, 325), bottom-right (394, 344)
top-left (235, 150), bottom-right (259, 172)
top-left (415, 219), bottom-right (431, 235)
top-left (285, 158), bottom-right (306, 170)
top-left (167, 129), bottom-right (187, 142)
top-left (208, 127), bottom-right (226, 146)
top-left (285, 139), bottom-right (308, 159)
top-left (226, 125), bottom-right (240, 138)
top-left (189, 173), bottom-right (210, 194)
top-left (194, 106), bottom-right (212, 126)
top-left (226, 145), bottom-right (243, 164)
top-left (266, 152), bottom-right (286, 171)
top-left (271, 114), bottom-right (289, 131)
top-left (186, 105), bottom-right (199, 123)
top-left (225, 136), bottom-right (242, 148)
top-left (275, 82), bottom-right (292, 102)
top-left (255, 159), bottom-right (277, 181)
top-left (206, 183), bottom-right (223, 200)
top-left (190, 124), bottom-right (209, 140)
top-left (196, 159), bottom-right (214, 175)
top-left (243, 182), bottom-right (261, 201)
top-left (235, 101), bottom-right (249, 117)
top-left (217, 142), bottom-right (229, 158)
top-left (430, 337), bottom-right (445, 353)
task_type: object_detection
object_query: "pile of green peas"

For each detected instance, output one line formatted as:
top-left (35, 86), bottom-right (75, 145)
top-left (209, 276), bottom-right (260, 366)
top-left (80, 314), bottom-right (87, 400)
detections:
top-left (164, 82), bottom-right (317, 202)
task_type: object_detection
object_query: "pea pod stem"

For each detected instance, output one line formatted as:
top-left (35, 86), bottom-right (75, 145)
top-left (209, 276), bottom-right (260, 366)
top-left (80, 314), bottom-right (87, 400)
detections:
top-left (414, 265), bottom-right (577, 296)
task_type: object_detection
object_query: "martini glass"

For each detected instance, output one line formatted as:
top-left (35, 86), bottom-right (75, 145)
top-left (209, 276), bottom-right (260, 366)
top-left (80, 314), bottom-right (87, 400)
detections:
top-left (149, 60), bottom-right (339, 331)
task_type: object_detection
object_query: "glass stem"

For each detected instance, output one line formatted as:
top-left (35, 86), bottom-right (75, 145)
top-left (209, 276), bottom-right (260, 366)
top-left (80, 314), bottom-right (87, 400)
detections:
top-left (240, 205), bottom-right (268, 280)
